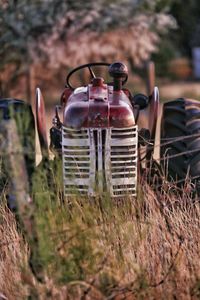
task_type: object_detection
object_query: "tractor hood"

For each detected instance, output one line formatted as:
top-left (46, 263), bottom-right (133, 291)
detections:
top-left (63, 78), bottom-right (135, 128)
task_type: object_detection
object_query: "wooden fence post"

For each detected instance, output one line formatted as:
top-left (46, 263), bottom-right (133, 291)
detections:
top-left (146, 61), bottom-right (155, 96)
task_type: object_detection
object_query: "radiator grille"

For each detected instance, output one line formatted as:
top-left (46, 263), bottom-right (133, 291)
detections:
top-left (105, 126), bottom-right (138, 197)
top-left (62, 127), bottom-right (95, 196)
top-left (62, 126), bottom-right (138, 197)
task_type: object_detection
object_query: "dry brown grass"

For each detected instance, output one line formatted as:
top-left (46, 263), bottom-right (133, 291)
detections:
top-left (1, 182), bottom-right (200, 299)
top-left (0, 202), bottom-right (29, 299)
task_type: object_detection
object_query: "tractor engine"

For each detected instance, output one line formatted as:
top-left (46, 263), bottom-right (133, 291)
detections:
top-left (60, 63), bottom-right (138, 198)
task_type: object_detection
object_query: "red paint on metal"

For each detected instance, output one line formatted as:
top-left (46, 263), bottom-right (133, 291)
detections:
top-left (63, 79), bottom-right (135, 128)
top-left (92, 77), bottom-right (105, 87)
top-left (60, 87), bottom-right (73, 106)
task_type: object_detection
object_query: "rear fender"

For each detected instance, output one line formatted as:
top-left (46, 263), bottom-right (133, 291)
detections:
top-left (0, 98), bottom-right (35, 181)
top-left (149, 87), bottom-right (159, 140)
top-left (137, 87), bottom-right (159, 140)
top-left (35, 88), bottom-right (49, 158)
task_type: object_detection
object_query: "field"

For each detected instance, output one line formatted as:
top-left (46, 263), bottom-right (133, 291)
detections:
top-left (2, 0), bottom-right (200, 297)
top-left (1, 81), bottom-right (200, 299)
top-left (1, 172), bottom-right (200, 299)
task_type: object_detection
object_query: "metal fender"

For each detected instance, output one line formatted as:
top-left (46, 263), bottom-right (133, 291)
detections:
top-left (35, 87), bottom-right (49, 158)
top-left (137, 86), bottom-right (159, 140)
top-left (149, 86), bottom-right (159, 140)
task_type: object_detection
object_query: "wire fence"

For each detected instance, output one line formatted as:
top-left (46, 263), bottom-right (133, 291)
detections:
top-left (0, 130), bottom-right (200, 160)
top-left (139, 132), bottom-right (200, 161)
top-left (1, 118), bottom-right (200, 188)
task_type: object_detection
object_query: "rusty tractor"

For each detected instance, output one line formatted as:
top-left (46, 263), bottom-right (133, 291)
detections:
top-left (1, 62), bottom-right (200, 200)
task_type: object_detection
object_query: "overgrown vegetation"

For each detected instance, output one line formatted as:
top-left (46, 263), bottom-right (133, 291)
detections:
top-left (0, 0), bottom-right (176, 100)
top-left (1, 171), bottom-right (200, 299)
top-left (0, 0), bottom-right (175, 68)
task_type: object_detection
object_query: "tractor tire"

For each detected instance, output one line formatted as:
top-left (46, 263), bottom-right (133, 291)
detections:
top-left (0, 99), bottom-right (35, 183)
top-left (160, 98), bottom-right (200, 192)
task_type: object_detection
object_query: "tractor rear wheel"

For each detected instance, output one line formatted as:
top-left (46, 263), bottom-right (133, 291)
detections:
top-left (0, 99), bottom-right (35, 188)
top-left (160, 98), bottom-right (200, 192)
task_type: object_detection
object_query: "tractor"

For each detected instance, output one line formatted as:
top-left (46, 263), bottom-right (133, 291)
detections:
top-left (37, 62), bottom-right (159, 198)
top-left (1, 62), bottom-right (200, 201)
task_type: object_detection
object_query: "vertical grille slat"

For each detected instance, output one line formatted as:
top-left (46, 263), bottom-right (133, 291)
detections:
top-left (62, 127), bottom-right (95, 196)
top-left (62, 125), bottom-right (138, 198)
top-left (106, 126), bottom-right (138, 197)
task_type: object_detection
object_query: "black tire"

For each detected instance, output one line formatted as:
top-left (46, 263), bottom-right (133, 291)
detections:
top-left (160, 98), bottom-right (200, 191)
top-left (0, 99), bottom-right (35, 182)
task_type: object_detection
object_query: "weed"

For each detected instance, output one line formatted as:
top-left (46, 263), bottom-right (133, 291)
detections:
top-left (1, 172), bottom-right (200, 299)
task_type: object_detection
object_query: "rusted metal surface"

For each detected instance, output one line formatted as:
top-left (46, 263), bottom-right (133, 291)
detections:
top-left (63, 80), bottom-right (135, 129)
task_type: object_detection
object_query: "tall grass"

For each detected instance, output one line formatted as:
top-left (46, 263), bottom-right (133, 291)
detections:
top-left (1, 169), bottom-right (200, 299)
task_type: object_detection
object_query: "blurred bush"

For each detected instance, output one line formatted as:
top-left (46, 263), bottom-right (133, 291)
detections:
top-left (0, 0), bottom-right (176, 99)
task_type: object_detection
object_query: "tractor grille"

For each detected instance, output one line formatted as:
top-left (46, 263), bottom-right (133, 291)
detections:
top-left (62, 125), bottom-right (138, 197)
top-left (106, 127), bottom-right (138, 197)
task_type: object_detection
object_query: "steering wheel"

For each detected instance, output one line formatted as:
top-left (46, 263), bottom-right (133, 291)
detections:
top-left (66, 62), bottom-right (128, 90)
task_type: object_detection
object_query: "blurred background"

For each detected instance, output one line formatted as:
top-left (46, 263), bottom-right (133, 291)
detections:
top-left (1, 0), bottom-right (200, 107)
